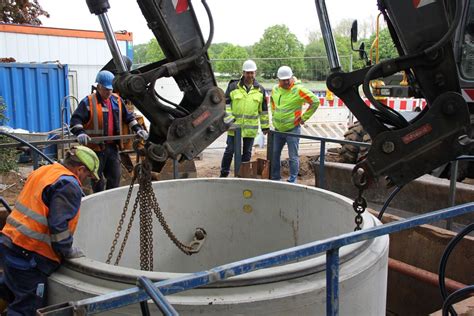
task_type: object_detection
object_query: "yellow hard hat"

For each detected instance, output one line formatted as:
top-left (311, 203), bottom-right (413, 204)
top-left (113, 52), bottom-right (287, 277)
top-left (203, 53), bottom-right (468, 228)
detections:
top-left (70, 146), bottom-right (100, 180)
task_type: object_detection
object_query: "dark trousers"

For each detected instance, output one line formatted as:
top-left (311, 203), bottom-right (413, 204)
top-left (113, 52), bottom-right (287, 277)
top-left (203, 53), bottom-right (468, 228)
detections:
top-left (0, 245), bottom-right (48, 315)
top-left (220, 135), bottom-right (254, 177)
top-left (93, 144), bottom-right (121, 192)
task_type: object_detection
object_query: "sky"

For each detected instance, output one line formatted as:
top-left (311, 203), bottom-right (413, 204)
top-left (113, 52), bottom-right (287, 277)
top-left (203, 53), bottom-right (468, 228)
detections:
top-left (38, 0), bottom-right (380, 46)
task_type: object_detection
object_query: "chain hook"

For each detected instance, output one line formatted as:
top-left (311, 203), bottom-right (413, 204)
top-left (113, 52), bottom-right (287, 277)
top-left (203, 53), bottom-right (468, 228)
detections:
top-left (351, 165), bottom-right (369, 231)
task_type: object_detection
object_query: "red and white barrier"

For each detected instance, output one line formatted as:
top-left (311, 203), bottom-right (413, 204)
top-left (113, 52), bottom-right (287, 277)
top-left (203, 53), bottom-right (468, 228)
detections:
top-left (266, 95), bottom-right (427, 112)
top-left (320, 97), bottom-right (427, 111)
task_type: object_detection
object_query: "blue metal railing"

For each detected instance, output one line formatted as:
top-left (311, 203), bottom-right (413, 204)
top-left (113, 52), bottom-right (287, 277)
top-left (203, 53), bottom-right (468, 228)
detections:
top-left (38, 202), bottom-right (474, 315)
top-left (266, 130), bottom-right (472, 230)
top-left (266, 130), bottom-right (370, 189)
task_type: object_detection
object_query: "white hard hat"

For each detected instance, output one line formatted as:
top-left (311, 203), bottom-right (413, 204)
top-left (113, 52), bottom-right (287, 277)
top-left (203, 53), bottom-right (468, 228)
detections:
top-left (277, 66), bottom-right (293, 80)
top-left (242, 60), bottom-right (257, 72)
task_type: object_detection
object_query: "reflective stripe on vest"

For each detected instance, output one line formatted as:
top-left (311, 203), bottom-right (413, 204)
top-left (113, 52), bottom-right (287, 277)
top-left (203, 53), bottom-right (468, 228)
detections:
top-left (6, 216), bottom-right (51, 244)
top-left (228, 84), bottom-right (265, 138)
top-left (1, 164), bottom-right (81, 263)
top-left (84, 93), bottom-right (123, 136)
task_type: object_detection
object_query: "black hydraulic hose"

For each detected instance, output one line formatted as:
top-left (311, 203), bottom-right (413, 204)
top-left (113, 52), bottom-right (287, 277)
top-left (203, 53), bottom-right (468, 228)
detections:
top-left (438, 223), bottom-right (474, 316)
top-left (425, 0), bottom-right (462, 56)
top-left (442, 285), bottom-right (474, 316)
top-left (363, 0), bottom-right (462, 129)
top-left (363, 64), bottom-right (410, 129)
top-left (154, 91), bottom-right (190, 116)
top-left (0, 131), bottom-right (54, 164)
top-left (0, 197), bottom-right (12, 214)
top-left (173, 0), bottom-right (214, 70)
top-left (377, 185), bottom-right (403, 220)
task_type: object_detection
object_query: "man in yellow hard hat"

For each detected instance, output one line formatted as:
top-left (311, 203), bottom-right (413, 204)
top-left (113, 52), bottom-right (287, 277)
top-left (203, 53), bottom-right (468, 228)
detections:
top-left (0, 146), bottom-right (99, 315)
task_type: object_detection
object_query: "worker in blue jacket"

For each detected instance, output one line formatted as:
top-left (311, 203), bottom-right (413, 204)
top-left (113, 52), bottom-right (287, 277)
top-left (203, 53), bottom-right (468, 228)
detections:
top-left (70, 70), bottom-right (148, 192)
top-left (0, 146), bottom-right (99, 315)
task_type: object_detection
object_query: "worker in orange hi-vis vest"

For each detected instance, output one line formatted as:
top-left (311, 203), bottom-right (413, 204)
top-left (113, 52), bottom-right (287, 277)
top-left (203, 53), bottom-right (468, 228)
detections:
top-left (70, 70), bottom-right (149, 193)
top-left (270, 66), bottom-right (319, 183)
top-left (0, 146), bottom-right (99, 314)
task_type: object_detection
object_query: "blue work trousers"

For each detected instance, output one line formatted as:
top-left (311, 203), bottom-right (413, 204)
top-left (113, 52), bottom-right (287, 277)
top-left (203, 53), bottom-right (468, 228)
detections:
top-left (93, 144), bottom-right (121, 192)
top-left (0, 245), bottom-right (48, 315)
top-left (220, 135), bottom-right (254, 177)
top-left (271, 126), bottom-right (301, 183)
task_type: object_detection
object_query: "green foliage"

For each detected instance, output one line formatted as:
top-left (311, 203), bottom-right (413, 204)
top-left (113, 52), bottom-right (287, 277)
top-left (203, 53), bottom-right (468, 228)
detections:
top-left (144, 38), bottom-right (165, 63)
top-left (0, 97), bottom-right (18, 172)
top-left (303, 40), bottom-right (328, 80)
top-left (0, 0), bottom-right (49, 25)
top-left (208, 43), bottom-right (232, 59)
top-left (214, 45), bottom-right (249, 76)
top-left (253, 25), bottom-right (305, 78)
top-left (133, 43), bottom-right (149, 64)
top-left (367, 27), bottom-right (398, 63)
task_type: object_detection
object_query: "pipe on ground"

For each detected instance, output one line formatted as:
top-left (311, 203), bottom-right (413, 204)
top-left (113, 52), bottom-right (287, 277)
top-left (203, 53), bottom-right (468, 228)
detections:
top-left (388, 258), bottom-right (467, 293)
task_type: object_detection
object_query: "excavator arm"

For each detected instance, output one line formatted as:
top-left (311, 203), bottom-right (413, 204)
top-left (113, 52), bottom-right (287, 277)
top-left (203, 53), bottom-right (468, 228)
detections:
top-left (85, 0), bottom-right (231, 171)
top-left (315, 0), bottom-right (471, 189)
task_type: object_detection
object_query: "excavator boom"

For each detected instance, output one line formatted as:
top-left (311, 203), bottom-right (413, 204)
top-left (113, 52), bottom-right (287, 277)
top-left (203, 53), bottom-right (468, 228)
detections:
top-left (86, 0), bottom-right (231, 171)
top-left (316, 0), bottom-right (471, 189)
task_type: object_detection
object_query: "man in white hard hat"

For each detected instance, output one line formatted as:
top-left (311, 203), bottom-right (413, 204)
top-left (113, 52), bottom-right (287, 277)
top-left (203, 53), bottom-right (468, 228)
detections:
top-left (270, 66), bottom-right (319, 183)
top-left (219, 60), bottom-right (270, 177)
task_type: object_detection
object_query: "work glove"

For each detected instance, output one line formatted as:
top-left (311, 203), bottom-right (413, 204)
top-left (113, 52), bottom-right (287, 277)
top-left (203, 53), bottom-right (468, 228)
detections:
top-left (64, 246), bottom-right (85, 259)
top-left (77, 133), bottom-right (91, 146)
top-left (137, 129), bottom-right (149, 141)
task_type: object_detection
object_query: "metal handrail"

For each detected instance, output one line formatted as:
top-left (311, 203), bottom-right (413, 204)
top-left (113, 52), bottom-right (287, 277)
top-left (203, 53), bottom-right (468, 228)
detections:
top-left (136, 276), bottom-right (178, 316)
top-left (0, 134), bottom-right (137, 149)
top-left (37, 202), bottom-right (474, 315)
top-left (60, 95), bottom-right (79, 158)
top-left (266, 130), bottom-right (472, 230)
top-left (266, 129), bottom-right (371, 189)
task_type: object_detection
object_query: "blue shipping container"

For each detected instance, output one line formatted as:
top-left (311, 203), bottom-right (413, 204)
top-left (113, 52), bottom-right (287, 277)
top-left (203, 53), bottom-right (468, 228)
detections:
top-left (0, 63), bottom-right (69, 133)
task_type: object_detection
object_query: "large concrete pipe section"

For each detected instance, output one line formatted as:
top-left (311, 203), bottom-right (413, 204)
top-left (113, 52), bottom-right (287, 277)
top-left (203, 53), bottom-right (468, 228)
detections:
top-left (47, 178), bottom-right (389, 315)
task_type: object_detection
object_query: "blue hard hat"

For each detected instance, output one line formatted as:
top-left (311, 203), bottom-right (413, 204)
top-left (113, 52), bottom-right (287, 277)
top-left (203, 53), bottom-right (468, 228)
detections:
top-left (96, 70), bottom-right (114, 90)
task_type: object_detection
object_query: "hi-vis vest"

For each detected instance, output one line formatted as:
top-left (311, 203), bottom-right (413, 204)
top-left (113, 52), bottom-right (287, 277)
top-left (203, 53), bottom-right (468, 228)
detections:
top-left (226, 82), bottom-right (269, 138)
top-left (84, 93), bottom-right (124, 151)
top-left (2, 164), bottom-right (81, 263)
top-left (271, 81), bottom-right (319, 132)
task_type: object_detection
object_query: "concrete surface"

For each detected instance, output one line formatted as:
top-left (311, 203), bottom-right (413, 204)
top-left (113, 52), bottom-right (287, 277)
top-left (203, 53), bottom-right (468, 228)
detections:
top-left (47, 178), bottom-right (389, 315)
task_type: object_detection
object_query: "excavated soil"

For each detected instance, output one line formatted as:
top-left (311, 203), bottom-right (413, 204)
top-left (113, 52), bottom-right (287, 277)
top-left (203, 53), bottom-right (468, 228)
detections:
top-left (0, 147), bottom-right (323, 208)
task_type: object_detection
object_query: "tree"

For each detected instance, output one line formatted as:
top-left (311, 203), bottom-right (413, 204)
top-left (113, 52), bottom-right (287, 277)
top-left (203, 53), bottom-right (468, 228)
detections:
top-left (208, 42), bottom-right (232, 59)
top-left (367, 27), bottom-right (398, 63)
top-left (145, 38), bottom-right (165, 63)
top-left (304, 39), bottom-right (328, 80)
top-left (253, 25), bottom-right (305, 78)
top-left (333, 19), bottom-right (353, 38)
top-left (133, 43), bottom-right (149, 65)
top-left (215, 45), bottom-right (248, 76)
top-left (0, 0), bottom-right (49, 25)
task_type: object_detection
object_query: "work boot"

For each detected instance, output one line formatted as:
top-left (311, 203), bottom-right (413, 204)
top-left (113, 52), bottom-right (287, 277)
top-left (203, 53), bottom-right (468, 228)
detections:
top-left (219, 172), bottom-right (229, 178)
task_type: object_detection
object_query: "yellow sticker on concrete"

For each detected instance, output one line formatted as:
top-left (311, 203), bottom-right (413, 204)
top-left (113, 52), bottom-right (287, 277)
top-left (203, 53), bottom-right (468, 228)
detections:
top-left (243, 190), bottom-right (252, 199)
top-left (243, 204), bottom-right (253, 213)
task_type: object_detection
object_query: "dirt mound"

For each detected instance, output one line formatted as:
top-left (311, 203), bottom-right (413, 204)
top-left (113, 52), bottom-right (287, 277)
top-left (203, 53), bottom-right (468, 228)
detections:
top-left (280, 155), bottom-right (318, 178)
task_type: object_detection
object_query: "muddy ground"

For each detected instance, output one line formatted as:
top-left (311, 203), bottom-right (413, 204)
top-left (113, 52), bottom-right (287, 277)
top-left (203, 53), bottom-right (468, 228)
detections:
top-left (0, 146), bottom-right (328, 206)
